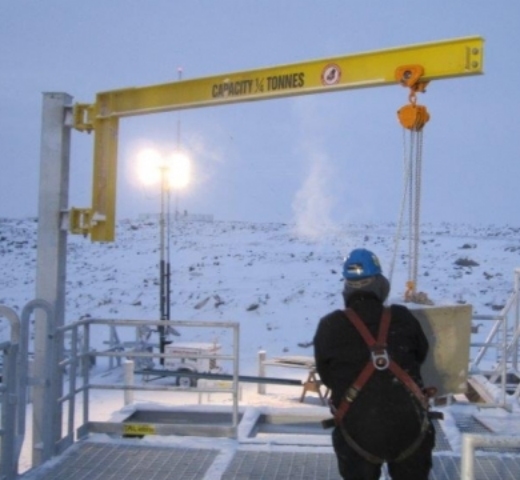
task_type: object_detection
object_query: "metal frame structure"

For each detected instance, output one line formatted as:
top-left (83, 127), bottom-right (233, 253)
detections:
top-left (32, 36), bottom-right (486, 469)
top-left (53, 318), bottom-right (240, 448)
top-left (469, 268), bottom-right (520, 406)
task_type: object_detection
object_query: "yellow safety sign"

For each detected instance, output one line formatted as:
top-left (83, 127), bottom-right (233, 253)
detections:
top-left (123, 424), bottom-right (156, 436)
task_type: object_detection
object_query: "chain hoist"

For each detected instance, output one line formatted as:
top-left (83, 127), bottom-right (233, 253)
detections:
top-left (392, 65), bottom-right (433, 305)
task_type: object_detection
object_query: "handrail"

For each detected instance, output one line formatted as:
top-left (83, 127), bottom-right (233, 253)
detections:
top-left (54, 317), bottom-right (240, 449)
top-left (469, 269), bottom-right (520, 406)
top-left (20, 299), bottom-right (55, 467)
top-left (461, 433), bottom-right (520, 479)
top-left (0, 304), bottom-right (22, 480)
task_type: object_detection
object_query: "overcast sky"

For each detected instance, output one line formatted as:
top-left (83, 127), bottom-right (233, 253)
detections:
top-left (1, 1), bottom-right (520, 230)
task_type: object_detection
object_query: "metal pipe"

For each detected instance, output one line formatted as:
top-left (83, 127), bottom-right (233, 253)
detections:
top-left (500, 306), bottom-right (508, 403)
top-left (258, 350), bottom-right (266, 394)
top-left (94, 351), bottom-right (235, 360)
top-left (232, 324), bottom-right (240, 433)
top-left (461, 433), bottom-right (520, 479)
top-left (471, 316), bottom-right (505, 369)
top-left (132, 369), bottom-right (301, 385)
top-left (75, 318), bottom-right (238, 328)
top-left (123, 361), bottom-right (135, 405)
top-left (82, 322), bottom-right (90, 427)
top-left (67, 327), bottom-right (78, 439)
top-left (513, 269), bottom-right (520, 370)
top-left (21, 299), bottom-right (54, 466)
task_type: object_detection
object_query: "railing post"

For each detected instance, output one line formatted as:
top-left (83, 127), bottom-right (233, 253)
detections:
top-left (0, 305), bottom-right (21, 479)
top-left (123, 361), bottom-right (135, 405)
top-left (258, 350), bottom-right (266, 394)
top-left (513, 268), bottom-right (520, 371)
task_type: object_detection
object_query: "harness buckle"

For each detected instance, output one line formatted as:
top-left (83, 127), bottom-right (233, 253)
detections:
top-left (345, 386), bottom-right (360, 403)
top-left (371, 346), bottom-right (390, 370)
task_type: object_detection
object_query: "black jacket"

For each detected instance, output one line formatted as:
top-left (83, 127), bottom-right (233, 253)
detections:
top-left (313, 294), bottom-right (429, 459)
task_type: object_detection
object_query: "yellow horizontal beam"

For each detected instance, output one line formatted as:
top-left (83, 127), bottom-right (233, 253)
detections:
top-left (92, 36), bottom-right (483, 120)
top-left (73, 36), bottom-right (484, 242)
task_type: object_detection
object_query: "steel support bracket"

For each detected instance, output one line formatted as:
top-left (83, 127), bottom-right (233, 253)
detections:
top-left (73, 103), bottom-right (95, 133)
top-left (69, 208), bottom-right (93, 237)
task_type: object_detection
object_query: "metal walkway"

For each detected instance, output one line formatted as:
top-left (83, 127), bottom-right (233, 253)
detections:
top-left (19, 413), bottom-right (520, 480)
top-left (18, 438), bottom-right (520, 480)
top-left (20, 442), bottom-right (220, 480)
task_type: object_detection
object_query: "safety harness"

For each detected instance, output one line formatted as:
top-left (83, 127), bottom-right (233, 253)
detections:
top-left (323, 307), bottom-right (434, 463)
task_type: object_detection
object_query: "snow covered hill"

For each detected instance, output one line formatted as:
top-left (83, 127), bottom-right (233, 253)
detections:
top-left (1, 216), bottom-right (520, 372)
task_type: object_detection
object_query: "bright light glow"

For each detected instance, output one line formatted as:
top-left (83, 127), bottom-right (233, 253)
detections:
top-left (166, 152), bottom-right (191, 189)
top-left (136, 148), bottom-right (163, 186)
top-left (136, 149), bottom-right (191, 189)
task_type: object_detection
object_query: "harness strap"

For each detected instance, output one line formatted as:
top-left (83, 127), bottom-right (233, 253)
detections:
top-left (344, 307), bottom-right (389, 347)
top-left (333, 308), bottom-right (390, 423)
top-left (339, 406), bottom-right (431, 465)
top-left (333, 362), bottom-right (375, 423)
top-left (331, 306), bottom-right (431, 463)
top-left (334, 307), bottom-right (428, 425)
top-left (388, 359), bottom-right (429, 410)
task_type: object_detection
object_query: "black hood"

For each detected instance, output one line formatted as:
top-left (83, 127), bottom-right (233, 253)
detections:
top-left (342, 273), bottom-right (390, 306)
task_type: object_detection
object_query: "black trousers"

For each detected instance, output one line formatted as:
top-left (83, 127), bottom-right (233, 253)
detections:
top-left (331, 423), bottom-right (435, 480)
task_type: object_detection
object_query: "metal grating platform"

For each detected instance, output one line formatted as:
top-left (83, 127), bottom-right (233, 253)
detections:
top-left (22, 442), bottom-right (219, 480)
top-left (20, 441), bottom-right (520, 480)
top-left (471, 456), bottom-right (520, 480)
top-left (220, 451), bottom-right (520, 480)
top-left (18, 410), bottom-right (520, 480)
top-left (221, 451), bottom-right (342, 480)
top-left (431, 455), bottom-right (520, 480)
top-left (432, 419), bottom-right (452, 452)
top-left (454, 413), bottom-right (493, 435)
top-left (453, 412), bottom-right (520, 454)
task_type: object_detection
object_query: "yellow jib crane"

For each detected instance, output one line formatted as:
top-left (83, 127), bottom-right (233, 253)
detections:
top-left (70, 36), bottom-right (484, 298)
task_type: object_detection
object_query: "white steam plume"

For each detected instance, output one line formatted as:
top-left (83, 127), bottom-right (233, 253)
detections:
top-left (292, 149), bottom-right (336, 239)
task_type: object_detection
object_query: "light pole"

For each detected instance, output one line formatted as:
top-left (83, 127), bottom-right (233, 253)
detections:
top-left (136, 148), bottom-right (191, 360)
top-left (158, 164), bottom-right (170, 360)
top-left (176, 66), bottom-right (183, 220)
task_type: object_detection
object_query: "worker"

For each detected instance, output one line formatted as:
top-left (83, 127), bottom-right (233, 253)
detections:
top-left (313, 248), bottom-right (435, 480)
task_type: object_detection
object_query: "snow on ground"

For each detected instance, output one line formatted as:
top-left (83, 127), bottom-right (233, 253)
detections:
top-left (2, 216), bottom-right (519, 362)
top-left (2, 216), bottom-right (520, 474)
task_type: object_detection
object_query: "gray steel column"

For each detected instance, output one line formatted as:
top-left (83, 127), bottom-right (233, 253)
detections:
top-left (33, 92), bottom-right (72, 466)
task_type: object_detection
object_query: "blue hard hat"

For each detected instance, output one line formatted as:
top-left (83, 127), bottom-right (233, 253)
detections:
top-left (342, 248), bottom-right (382, 280)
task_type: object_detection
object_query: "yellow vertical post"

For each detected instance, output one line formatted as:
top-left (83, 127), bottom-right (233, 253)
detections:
top-left (90, 115), bottom-right (119, 242)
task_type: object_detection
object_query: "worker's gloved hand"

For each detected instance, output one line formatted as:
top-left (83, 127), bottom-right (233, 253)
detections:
top-left (422, 386), bottom-right (437, 398)
top-left (328, 398), bottom-right (337, 415)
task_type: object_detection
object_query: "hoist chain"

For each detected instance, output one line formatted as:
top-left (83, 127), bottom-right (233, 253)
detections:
top-left (404, 128), bottom-right (433, 305)
top-left (393, 64), bottom-right (433, 305)
top-left (387, 128), bottom-right (411, 285)
top-left (408, 131), bottom-right (415, 286)
top-left (412, 129), bottom-right (424, 290)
